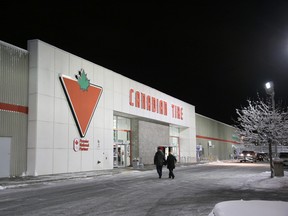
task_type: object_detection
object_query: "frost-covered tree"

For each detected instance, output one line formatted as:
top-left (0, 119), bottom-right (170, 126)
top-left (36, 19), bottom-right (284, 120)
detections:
top-left (233, 95), bottom-right (288, 178)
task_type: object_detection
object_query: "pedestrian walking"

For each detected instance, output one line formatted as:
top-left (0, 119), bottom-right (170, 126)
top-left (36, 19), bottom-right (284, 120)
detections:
top-left (166, 151), bottom-right (177, 179)
top-left (154, 147), bottom-right (166, 178)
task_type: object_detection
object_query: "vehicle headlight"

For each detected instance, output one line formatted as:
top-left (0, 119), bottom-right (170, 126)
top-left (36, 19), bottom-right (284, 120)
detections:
top-left (247, 154), bottom-right (250, 156)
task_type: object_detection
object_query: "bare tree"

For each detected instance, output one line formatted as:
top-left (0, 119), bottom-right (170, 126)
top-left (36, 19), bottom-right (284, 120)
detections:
top-left (233, 95), bottom-right (288, 178)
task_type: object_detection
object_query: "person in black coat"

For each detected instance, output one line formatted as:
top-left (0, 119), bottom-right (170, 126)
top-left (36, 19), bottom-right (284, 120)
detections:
top-left (166, 151), bottom-right (177, 179)
top-left (154, 147), bottom-right (166, 178)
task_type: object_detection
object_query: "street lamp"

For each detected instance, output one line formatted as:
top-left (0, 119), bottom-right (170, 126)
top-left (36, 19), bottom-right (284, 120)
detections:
top-left (265, 81), bottom-right (275, 97)
top-left (264, 81), bottom-right (277, 158)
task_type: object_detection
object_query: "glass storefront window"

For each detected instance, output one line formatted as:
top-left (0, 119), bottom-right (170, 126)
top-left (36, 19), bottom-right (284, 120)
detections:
top-left (113, 115), bottom-right (131, 167)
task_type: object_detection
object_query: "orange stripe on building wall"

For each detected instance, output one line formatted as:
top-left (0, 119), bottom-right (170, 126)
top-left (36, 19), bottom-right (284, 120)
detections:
top-left (196, 135), bottom-right (240, 144)
top-left (0, 102), bottom-right (28, 114)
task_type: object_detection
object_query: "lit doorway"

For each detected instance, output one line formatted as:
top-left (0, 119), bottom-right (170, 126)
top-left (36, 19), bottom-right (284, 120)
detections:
top-left (113, 129), bottom-right (131, 167)
top-left (170, 136), bottom-right (180, 161)
top-left (113, 142), bottom-right (130, 167)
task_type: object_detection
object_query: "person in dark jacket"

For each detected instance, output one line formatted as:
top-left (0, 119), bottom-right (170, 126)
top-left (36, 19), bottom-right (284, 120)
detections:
top-left (154, 147), bottom-right (166, 178)
top-left (166, 151), bottom-right (177, 179)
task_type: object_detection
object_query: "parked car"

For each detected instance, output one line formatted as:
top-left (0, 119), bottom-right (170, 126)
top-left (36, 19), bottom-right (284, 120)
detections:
top-left (238, 150), bottom-right (257, 163)
top-left (279, 152), bottom-right (288, 167)
top-left (256, 152), bottom-right (269, 162)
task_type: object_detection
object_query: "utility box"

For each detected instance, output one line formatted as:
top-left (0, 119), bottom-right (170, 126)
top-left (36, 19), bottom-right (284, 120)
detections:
top-left (273, 159), bottom-right (284, 177)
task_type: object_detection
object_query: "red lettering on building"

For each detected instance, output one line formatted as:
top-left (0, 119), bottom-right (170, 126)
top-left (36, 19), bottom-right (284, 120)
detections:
top-left (135, 91), bottom-right (140, 108)
top-left (141, 92), bottom-right (146, 109)
top-left (129, 89), bottom-right (134, 106)
top-left (152, 97), bottom-right (156, 112)
top-left (129, 88), bottom-right (183, 120)
top-left (147, 96), bottom-right (151, 111)
top-left (73, 138), bottom-right (90, 152)
top-left (159, 100), bottom-right (167, 115)
top-left (171, 104), bottom-right (183, 120)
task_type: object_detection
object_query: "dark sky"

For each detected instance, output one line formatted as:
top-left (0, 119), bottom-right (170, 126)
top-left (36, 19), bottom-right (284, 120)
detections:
top-left (2, 1), bottom-right (288, 125)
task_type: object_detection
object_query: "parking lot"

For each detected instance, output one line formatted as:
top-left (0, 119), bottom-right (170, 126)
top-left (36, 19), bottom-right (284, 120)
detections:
top-left (1, 161), bottom-right (287, 216)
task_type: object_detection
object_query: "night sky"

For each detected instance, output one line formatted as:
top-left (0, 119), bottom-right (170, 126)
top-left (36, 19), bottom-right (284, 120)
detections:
top-left (2, 1), bottom-right (288, 125)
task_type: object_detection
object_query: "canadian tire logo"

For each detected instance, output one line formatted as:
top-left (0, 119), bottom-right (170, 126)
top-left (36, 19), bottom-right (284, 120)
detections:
top-left (59, 69), bottom-right (103, 137)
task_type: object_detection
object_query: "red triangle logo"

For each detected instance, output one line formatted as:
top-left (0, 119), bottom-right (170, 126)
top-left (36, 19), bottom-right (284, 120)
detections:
top-left (59, 73), bottom-right (103, 137)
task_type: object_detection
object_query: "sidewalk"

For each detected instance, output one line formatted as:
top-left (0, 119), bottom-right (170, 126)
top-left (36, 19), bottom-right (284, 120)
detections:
top-left (0, 162), bottom-right (206, 189)
top-left (0, 165), bottom-right (156, 189)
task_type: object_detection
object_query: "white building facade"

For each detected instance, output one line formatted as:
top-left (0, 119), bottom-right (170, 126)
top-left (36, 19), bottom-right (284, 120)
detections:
top-left (26, 40), bottom-right (196, 176)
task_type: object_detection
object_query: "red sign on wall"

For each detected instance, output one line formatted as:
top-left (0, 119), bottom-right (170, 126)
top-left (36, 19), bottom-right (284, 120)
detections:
top-left (59, 69), bottom-right (103, 137)
top-left (73, 138), bottom-right (90, 152)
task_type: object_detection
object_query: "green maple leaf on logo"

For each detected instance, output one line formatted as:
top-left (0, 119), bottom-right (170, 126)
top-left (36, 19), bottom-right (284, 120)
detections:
top-left (75, 69), bottom-right (90, 91)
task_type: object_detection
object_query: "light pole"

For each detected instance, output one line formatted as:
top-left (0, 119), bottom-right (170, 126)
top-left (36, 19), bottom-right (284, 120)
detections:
top-left (264, 81), bottom-right (277, 158)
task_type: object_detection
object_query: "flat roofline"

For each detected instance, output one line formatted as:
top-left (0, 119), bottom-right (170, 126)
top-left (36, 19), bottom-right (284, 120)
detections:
top-left (0, 40), bottom-right (28, 53)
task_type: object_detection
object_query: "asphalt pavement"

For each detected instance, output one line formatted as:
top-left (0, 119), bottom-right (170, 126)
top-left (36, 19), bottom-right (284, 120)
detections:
top-left (0, 163), bottom-right (200, 188)
top-left (1, 160), bottom-right (287, 216)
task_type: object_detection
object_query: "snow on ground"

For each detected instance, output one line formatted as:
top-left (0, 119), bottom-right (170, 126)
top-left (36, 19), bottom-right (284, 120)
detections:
top-left (208, 200), bottom-right (288, 216)
top-left (208, 161), bottom-right (288, 216)
top-left (2, 161), bottom-right (288, 215)
top-left (207, 160), bottom-right (288, 189)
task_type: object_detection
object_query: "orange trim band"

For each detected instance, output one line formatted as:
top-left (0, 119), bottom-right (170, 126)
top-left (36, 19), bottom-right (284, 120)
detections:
top-left (196, 135), bottom-right (240, 144)
top-left (0, 102), bottom-right (28, 114)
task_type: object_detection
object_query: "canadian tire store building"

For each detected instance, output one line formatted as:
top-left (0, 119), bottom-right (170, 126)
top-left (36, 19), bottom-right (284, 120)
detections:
top-left (0, 39), bottom-right (197, 177)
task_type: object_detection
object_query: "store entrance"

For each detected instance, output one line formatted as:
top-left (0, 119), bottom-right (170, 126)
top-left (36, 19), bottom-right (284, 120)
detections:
top-left (158, 146), bottom-right (179, 161)
top-left (113, 115), bottom-right (131, 168)
top-left (114, 143), bottom-right (130, 167)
